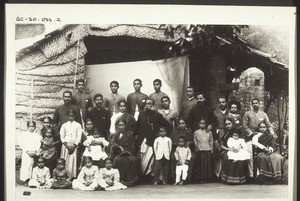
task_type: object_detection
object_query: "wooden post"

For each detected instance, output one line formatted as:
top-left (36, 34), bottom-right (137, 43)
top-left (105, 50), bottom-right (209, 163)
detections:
top-left (276, 89), bottom-right (287, 153)
top-left (30, 76), bottom-right (34, 122)
top-left (74, 39), bottom-right (80, 90)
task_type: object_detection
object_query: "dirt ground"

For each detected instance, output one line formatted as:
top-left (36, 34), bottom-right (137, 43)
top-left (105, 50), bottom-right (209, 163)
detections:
top-left (13, 182), bottom-right (289, 200)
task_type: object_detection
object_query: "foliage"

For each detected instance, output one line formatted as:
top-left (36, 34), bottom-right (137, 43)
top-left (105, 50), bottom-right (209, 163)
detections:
top-left (161, 24), bottom-right (248, 57)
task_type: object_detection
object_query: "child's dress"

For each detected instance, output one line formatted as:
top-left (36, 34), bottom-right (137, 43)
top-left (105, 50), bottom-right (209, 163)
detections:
top-left (18, 131), bottom-right (42, 182)
top-left (193, 129), bottom-right (213, 181)
top-left (72, 165), bottom-right (99, 191)
top-left (60, 120), bottom-right (82, 178)
top-left (28, 166), bottom-right (52, 189)
top-left (38, 137), bottom-right (56, 159)
top-left (227, 137), bottom-right (250, 161)
top-left (82, 136), bottom-right (109, 167)
top-left (51, 168), bottom-right (72, 189)
top-left (98, 168), bottom-right (127, 191)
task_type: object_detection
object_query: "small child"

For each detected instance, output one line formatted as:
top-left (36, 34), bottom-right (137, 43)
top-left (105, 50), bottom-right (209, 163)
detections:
top-left (72, 156), bottom-right (99, 191)
top-left (81, 128), bottom-right (109, 169)
top-left (38, 128), bottom-right (57, 175)
top-left (98, 157), bottom-right (127, 191)
top-left (153, 126), bottom-right (172, 185)
top-left (28, 157), bottom-right (52, 189)
top-left (194, 118), bottom-right (213, 182)
top-left (174, 136), bottom-right (192, 185)
top-left (227, 129), bottom-right (250, 161)
top-left (60, 109), bottom-right (82, 178)
top-left (19, 121), bottom-right (42, 185)
top-left (51, 158), bottom-right (72, 189)
top-left (227, 101), bottom-right (243, 133)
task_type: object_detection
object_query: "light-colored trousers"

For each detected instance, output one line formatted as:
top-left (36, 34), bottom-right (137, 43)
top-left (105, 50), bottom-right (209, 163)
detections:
top-left (246, 141), bottom-right (253, 177)
top-left (175, 164), bottom-right (189, 183)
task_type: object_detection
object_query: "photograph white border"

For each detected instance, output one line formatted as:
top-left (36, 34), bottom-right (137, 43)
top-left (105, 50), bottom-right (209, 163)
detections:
top-left (5, 4), bottom-right (296, 201)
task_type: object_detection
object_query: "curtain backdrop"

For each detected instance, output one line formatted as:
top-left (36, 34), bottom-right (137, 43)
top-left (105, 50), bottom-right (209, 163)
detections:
top-left (85, 56), bottom-right (189, 113)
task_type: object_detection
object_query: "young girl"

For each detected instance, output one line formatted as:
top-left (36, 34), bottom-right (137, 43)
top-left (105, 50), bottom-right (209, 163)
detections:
top-left (72, 156), bottom-right (99, 191)
top-left (194, 118), bottom-right (213, 182)
top-left (38, 128), bottom-right (58, 175)
top-left (226, 128), bottom-right (250, 161)
top-left (81, 128), bottom-right (109, 169)
top-left (51, 158), bottom-right (72, 189)
top-left (174, 136), bottom-right (192, 185)
top-left (28, 157), bottom-right (52, 189)
top-left (98, 157), bottom-right (127, 191)
top-left (227, 101), bottom-right (243, 135)
top-left (153, 126), bottom-right (172, 185)
top-left (60, 109), bottom-right (82, 178)
top-left (19, 121), bottom-right (42, 185)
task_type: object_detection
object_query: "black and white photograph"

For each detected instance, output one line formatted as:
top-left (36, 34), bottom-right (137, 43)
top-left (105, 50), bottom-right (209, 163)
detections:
top-left (5, 4), bottom-right (296, 201)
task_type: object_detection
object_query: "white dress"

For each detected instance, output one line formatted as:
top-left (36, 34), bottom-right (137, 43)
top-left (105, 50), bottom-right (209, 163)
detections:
top-left (227, 137), bottom-right (250, 161)
top-left (60, 121), bottom-right (82, 177)
top-left (19, 131), bottom-right (42, 181)
top-left (82, 136), bottom-right (109, 161)
top-left (28, 166), bottom-right (52, 189)
top-left (72, 165), bottom-right (99, 191)
top-left (98, 168), bottom-right (127, 191)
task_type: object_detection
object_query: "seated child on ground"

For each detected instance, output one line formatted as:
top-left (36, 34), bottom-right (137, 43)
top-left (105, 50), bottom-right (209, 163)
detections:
top-left (51, 158), bottom-right (72, 189)
top-left (28, 157), bottom-right (51, 189)
top-left (227, 128), bottom-right (250, 161)
top-left (72, 156), bottom-right (99, 191)
top-left (98, 157), bottom-right (127, 191)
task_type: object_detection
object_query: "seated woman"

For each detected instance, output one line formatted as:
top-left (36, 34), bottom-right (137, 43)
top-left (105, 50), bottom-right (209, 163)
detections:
top-left (252, 122), bottom-right (284, 184)
top-left (220, 118), bottom-right (248, 184)
top-left (110, 120), bottom-right (139, 187)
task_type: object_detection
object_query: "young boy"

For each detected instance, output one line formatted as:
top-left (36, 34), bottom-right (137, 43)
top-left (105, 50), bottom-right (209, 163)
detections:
top-left (104, 81), bottom-right (126, 116)
top-left (149, 79), bottom-right (168, 111)
top-left (174, 136), bottom-right (192, 185)
top-left (28, 157), bottom-right (52, 189)
top-left (153, 127), bottom-right (172, 185)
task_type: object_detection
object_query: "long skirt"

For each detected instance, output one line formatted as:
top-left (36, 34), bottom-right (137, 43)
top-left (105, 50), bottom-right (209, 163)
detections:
top-left (20, 152), bottom-right (36, 181)
top-left (221, 160), bottom-right (247, 184)
top-left (194, 151), bottom-right (213, 182)
top-left (60, 146), bottom-right (78, 178)
top-left (72, 179), bottom-right (98, 191)
top-left (257, 152), bottom-right (283, 180)
top-left (140, 139), bottom-right (154, 176)
top-left (114, 153), bottom-right (139, 186)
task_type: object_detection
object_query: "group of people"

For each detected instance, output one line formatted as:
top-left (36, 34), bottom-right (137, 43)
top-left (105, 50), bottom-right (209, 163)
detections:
top-left (18, 78), bottom-right (285, 191)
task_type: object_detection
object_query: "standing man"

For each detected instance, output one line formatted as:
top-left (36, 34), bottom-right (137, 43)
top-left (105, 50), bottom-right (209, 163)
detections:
top-left (180, 86), bottom-right (197, 121)
top-left (212, 96), bottom-right (228, 178)
top-left (53, 91), bottom-right (81, 130)
top-left (243, 98), bottom-right (276, 181)
top-left (127, 79), bottom-right (148, 118)
top-left (72, 79), bottom-right (93, 124)
top-left (133, 98), bottom-right (172, 178)
top-left (87, 94), bottom-right (111, 140)
top-left (104, 80), bottom-right (126, 116)
top-left (149, 79), bottom-right (168, 111)
top-left (158, 96), bottom-right (179, 129)
top-left (187, 92), bottom-right (214, 133)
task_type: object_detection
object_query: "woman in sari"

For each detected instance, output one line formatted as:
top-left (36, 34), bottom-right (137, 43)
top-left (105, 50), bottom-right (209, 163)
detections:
top-left (220, 118), bottom-right (248, 184)
top-left (114, 101), bottom-right (136, 133)
top-left (110, 120), bottom-right (139, 186)
top-left (252, 122), bottom-right (284, 184)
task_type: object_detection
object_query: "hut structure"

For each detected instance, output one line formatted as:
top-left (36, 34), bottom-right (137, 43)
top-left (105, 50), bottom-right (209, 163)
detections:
top-left (16, 24), bottom-right (289, 135)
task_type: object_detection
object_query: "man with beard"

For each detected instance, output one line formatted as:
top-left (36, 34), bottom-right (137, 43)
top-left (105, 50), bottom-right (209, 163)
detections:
top-left (212, 96), bottom-right (228, 179)
top-left (180, 86), bottom-right (197, 122)
top-left (243, 98), bottom-right (276, 181)
top-left (187, 92), bottom-right (214, 133)
top-left (133, 98), bottom-right (172, 180)
top-left (87, 94), bottom-right (111, 140)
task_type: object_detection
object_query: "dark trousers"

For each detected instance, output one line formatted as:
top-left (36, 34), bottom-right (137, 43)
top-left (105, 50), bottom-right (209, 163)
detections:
top-left (154, 157), bottom-right (170, 182)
